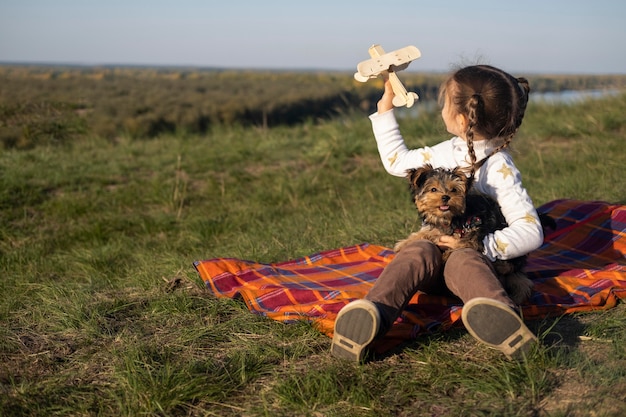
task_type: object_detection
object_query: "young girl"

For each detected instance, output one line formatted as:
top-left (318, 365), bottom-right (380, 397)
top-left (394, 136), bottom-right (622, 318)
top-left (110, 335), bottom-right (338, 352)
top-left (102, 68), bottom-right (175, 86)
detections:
top-left (331, 65), bottom-right (544, 362)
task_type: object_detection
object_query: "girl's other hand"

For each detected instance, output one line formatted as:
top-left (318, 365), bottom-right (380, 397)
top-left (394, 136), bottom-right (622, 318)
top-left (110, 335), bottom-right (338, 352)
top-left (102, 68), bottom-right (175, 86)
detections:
top-left (437, 235), bottom-right (462, 250)
top-left (377, 76), bottom-right (395, 114)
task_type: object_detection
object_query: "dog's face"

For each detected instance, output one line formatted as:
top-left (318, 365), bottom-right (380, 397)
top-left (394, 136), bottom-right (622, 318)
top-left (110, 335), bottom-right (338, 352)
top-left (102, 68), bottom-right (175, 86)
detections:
top-left (407, 164), bottom-right (471, 228)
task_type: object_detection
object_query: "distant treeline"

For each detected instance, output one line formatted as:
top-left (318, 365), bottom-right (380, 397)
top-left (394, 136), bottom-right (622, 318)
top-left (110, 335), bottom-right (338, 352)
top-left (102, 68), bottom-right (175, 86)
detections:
top-left (1, 65), bottom-right (625, 149)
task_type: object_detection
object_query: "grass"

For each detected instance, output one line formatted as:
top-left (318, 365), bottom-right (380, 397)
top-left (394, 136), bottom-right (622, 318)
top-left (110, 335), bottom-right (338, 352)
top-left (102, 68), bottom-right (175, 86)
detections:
top-left (1, 93), bottom-right (625, 416)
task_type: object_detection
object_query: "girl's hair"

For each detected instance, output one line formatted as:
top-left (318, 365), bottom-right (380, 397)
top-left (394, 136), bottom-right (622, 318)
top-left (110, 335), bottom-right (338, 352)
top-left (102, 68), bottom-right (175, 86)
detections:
top-left (438, 65), bottom-right (530, 177)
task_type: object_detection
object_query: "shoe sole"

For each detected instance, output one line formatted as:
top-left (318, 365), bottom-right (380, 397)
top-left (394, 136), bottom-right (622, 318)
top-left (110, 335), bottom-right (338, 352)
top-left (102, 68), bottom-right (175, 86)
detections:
top-left (331, 300), bottom-right (379, 362)
top-left (461, 297), bottom-right (537, 360)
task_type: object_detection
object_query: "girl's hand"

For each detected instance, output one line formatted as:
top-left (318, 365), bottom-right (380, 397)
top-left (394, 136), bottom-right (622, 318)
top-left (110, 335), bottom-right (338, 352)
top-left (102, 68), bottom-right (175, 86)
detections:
top-left (437, 235), bottom-right (462, 250)
top-left (377, 76), bottom-right (395, 113)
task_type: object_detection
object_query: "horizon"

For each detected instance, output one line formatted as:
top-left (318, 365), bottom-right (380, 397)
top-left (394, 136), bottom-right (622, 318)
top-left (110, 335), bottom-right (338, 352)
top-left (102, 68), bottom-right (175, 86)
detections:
top-left (3, 61), bottom-right (626, 77)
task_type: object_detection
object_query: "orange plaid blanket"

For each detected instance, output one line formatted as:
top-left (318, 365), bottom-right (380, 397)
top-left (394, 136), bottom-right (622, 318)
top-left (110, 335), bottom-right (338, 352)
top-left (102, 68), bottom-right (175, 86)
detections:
top-left (194, 199), bottom-right (626, 345)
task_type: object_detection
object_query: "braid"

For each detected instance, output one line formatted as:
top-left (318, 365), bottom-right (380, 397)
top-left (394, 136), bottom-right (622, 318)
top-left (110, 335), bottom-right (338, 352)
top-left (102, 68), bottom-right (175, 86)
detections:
top-left (465, 93), bottom-right (482, 179)
top-left (490, 136), bottom-right (513, 155)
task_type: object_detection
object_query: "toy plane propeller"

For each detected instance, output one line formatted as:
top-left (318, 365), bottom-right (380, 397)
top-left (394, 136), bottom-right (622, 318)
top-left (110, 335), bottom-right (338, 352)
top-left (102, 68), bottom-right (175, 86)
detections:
top-left (354, 44), bottom-right (421, 108)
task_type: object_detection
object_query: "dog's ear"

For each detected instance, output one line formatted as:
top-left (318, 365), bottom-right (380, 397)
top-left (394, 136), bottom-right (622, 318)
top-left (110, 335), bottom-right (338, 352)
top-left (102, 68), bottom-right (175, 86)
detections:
top-left (407, 164), bottom-right (434, 193)
top-left (450, 166), bottom-right (473, 194)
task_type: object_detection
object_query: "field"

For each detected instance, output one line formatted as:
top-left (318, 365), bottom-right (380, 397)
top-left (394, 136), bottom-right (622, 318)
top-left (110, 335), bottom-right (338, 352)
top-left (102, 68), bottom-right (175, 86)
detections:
top-left (1, 67), bottom-right (626, 416)
top-left (2, 65), bottom-right (625, 147)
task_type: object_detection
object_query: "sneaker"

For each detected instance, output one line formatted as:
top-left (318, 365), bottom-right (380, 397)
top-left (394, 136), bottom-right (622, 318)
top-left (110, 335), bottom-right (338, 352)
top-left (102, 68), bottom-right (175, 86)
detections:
top-left (331, 299), bottom-right (380, 362)
top-left (461, 297), bottom-right (538, 360)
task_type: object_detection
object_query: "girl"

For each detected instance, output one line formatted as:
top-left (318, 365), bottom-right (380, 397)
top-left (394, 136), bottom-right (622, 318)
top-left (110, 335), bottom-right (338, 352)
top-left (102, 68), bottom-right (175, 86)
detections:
top-left (331, 65), bottom-right (544, 362)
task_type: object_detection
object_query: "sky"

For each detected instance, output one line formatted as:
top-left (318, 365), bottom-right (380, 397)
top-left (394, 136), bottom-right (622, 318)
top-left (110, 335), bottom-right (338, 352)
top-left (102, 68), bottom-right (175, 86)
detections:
top-left (1, 0), bottom-right (625, 74)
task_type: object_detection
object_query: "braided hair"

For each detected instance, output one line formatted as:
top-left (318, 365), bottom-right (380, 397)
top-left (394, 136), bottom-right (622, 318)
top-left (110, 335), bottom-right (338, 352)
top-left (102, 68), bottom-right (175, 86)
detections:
top-left (438, 65), bottom-right (530, 179)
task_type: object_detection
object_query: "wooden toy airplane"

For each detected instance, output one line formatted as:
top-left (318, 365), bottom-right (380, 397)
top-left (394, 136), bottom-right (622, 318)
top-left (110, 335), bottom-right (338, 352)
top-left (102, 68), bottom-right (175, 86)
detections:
top-left (354, 44), bottom-right (421, 108)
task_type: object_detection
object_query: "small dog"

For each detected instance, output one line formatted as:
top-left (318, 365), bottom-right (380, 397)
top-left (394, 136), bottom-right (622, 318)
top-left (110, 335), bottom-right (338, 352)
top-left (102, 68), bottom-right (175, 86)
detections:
top-left (394, 164), bottom-right (536, 305)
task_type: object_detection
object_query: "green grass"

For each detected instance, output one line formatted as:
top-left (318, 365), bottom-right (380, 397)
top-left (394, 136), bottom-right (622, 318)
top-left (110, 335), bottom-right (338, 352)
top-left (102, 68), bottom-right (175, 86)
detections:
top-left (1, 94), bottom-right (625, 416)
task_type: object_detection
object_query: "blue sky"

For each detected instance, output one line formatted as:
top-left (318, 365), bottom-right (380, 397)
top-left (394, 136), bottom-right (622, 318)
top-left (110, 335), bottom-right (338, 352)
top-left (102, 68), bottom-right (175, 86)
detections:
top-left (1, 0), bottom-right (625, 74)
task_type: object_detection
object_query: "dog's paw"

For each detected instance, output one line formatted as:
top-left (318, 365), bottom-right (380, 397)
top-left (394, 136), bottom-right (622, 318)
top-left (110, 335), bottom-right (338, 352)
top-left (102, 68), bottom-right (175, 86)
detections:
top-left (393, 239), bottom-right (407, 253)
top-left (395, 231), bottom-right (423, 252)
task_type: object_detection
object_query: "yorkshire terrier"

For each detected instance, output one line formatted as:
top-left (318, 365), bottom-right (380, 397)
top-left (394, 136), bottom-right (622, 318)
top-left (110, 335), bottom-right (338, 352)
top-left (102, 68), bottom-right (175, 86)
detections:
top-left (394, 164), bottom-right (542, 305)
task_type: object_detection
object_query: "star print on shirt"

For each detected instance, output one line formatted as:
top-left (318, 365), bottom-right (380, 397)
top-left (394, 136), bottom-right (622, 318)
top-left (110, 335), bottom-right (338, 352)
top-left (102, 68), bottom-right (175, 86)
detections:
top-left (497, 164), bottom-right (513, 180)
top-left (388, 152), bottom-right (398, 166)
top-left (523, 213), bottom-right (538, 224)
top-left (421, 151), bottom-right (432, 163)
top-left (495, 238), bottom-right (509, 254)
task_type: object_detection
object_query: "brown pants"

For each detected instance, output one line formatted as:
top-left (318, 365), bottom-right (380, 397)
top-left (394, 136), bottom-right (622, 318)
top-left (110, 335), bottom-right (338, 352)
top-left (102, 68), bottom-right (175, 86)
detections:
top-left (365, 239), bottom-right (515, 335)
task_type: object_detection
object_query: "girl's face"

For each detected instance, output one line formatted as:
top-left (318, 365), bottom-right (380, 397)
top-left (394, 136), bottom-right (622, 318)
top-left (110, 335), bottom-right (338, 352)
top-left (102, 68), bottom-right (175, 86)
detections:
top-left (441, 89), bottom-right (467, 139)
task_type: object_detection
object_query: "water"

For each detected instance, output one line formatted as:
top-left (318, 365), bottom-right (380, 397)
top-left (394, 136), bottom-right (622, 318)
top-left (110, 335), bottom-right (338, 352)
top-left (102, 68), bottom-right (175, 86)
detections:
top-left (528, 89), bottom-right (622, 104)
top-left (397, 89), bottom-right (623, 119)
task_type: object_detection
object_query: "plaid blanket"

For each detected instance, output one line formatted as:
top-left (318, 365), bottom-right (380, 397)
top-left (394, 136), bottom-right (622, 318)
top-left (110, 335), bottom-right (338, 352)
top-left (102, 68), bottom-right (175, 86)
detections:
top-left (194, 199), bottom-right (626, 347)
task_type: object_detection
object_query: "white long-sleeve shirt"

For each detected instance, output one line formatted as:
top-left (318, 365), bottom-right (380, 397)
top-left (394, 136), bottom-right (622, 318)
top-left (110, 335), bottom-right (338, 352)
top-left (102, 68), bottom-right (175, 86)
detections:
top-left (371, 109), bottom-right (543, 261)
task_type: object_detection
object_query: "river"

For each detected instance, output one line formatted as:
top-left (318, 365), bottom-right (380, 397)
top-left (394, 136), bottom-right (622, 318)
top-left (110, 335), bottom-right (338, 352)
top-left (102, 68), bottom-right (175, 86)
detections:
top-left (397, 89), bottom-right (623, 119)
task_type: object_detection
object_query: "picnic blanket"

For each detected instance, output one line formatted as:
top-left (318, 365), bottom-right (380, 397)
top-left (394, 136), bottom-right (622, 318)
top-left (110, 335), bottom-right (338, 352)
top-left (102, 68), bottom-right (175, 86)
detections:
top-left (194, 199), bottom-right (626, 348)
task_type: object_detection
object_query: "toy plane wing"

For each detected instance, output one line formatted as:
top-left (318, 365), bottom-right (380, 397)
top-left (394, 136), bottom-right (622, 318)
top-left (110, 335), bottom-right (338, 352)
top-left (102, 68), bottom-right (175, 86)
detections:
top-left (354, 44), bottom-right (421, 108)
top-left (355, 45), bottom-right (421, 80)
